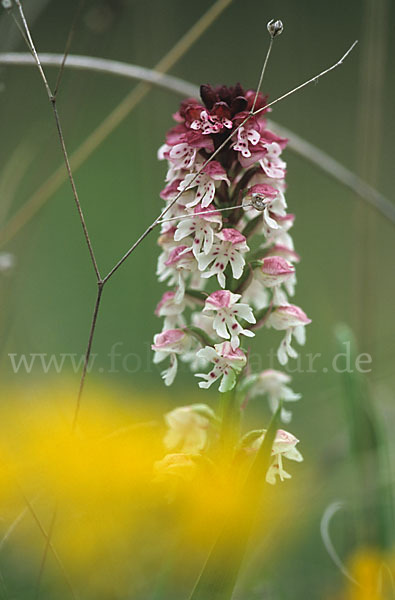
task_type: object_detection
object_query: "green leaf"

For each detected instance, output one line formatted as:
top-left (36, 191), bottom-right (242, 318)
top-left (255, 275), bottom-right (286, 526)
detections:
top-left (335, 324), bottom-right (394, 550)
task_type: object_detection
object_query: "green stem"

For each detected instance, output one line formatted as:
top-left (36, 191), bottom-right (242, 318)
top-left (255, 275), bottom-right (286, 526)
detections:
top-left (188, 406), bottom-right (281, 600)
top-left (219, 388), bottom-right (240, 459)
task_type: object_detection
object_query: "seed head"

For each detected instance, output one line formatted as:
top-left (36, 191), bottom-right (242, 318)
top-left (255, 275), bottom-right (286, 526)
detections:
top-left (267, 19), bottom-right (283, 38)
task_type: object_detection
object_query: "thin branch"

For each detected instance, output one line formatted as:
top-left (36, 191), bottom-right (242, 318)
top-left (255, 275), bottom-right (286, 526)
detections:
top-left (251, 36), bottom-right (273, 113)
top-left (34, 504), bottom-right (58, 600)
top-left (10, 1), bottom-right (102, 281)
top-left (53, 0), bottom-right (85, 98)
top-left (253, 40), bottom-right (359, 117)
top-left (72, 283), bottom-right (103, 431)
top-left (13, 0), bottom-right (52, 99)
top-left (51, 101), bottom-right (101, 281)
top-left (14, 489), bottom-right (77, 599)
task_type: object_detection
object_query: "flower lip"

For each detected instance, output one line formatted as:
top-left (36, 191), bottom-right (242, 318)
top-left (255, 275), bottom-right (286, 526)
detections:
top-left (247, 183), bottom-right (278, 200)
top-left (274, 429), bottom-right (299, 447)
top-left (216, 228), bottom-right (247, 245)
top-left (152, 329), bottom-right (186, 349)
top-left (160, 179), bottom-right (182, 200)
top-left (164, 246), bottom-right (193, 266)
top-left (216, 341), bottom-right (246, 361)
top-left (261, 256), bottom-right (295, 276)
top-left (205, 290), bottom-right (233, 309)
top-left (274, 305), bottom-right (312, 325)
top-left (155, 291), bottom-right (176, 315)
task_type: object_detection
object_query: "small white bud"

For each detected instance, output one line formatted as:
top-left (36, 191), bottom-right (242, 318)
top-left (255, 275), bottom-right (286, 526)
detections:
top-left (267, 19), bottom-right (283, 38)
top-left (2, 0), bottom-right (12, 9)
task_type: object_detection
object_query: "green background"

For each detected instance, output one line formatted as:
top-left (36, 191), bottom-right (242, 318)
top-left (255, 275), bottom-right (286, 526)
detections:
top-left (0, 0), bottom-right (394, 598)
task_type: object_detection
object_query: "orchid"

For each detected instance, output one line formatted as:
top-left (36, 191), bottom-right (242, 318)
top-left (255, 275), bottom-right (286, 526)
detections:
top-left (164, 404), bottom-right (216, 453)
top-left (153, 81), bottom-right (311, 486)
top-left (203, 290), bottom-right (255, 349)
top-left (195, 342), bottom-right (247, 392)
top-left (241, 369), bottom-right (301, 423)
top-left (151, 329), bottom-right (191, 385)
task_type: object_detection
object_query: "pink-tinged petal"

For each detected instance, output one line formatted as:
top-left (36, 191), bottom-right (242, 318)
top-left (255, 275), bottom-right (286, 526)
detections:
top-left (193, 204), bottom-right (219, 217)
top-left (271, 305), bottom-right (312, 328)
top-left (164, 246), bottom-right (193, 266)
top-left (261, 257), bottom-right (295, 277)
top-left (202, 161), bottom-right (229, 181)
top-left (152, 329), bottom-right (185, 350)
top-left (160, 179), bottom-right (182, 200)
top-left (275, 429), bottom-right (299, 446)
top-left (217, 228), bottom-right (247, 246)
top-left (205, 290), bottom-right (232, 309)
top-left (166, 124), bottom-right (188, 146)
top-left (276, 214), bottom-right (295, 225)
top-left (267, 245), bottom-right (301, 263)
top-left (247, 184), bottom-right (278, 200)
top-left (155, 291), bottom-right (176, 315)
top-left (260, 129), bottom-right (288, 150)
top-left (217, 341), bottom-right (246, 362)
top-left (244, 89), bottom-right (268, 112)
top-left (239, 147), bottom-right (267, 168)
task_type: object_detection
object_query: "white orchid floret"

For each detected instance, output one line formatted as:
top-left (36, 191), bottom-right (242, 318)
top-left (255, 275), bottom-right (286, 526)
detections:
top-left (168, 142), bottom-right (197, 171)
top-left (233, 123), bottom-right (260, 158)
top-left (155, 291), bottom-right (189, 329)
top-left (178, 161), bottom-right (230, 209)
top-left (249, 429), bottom-right (303, 484)
top-left (258, 255), bottom-right (295, 305)
top-left (190, 109), bottom-right (233, 134)
top-left (154, 453), bottom-right (197, 482)
top-left (242, 183), bottom-right (282, 230)
top-left (244, 369), bottom-right (301, 423)
top-left (174, 204), bottom-right (222, 258)
top-left (247, 171), bottom-right (287, 198)
top-left (198, 228), bottom-right (249, 288)
top-left (160, 245), bottom-right (199, 302)
top-left (266, 304), bottom-right (312, 365)
top-left (241, 277), bottom-right (270, 311)
top-left (263, 213), bottom-right (295, 244)
top-left (203, 290), bottom-right (255, 349)
top-left (152, 329), bottom-right (192, 386)
top-left (258, 256), bottom-right (295, 287)
top-left (260, 142), bottom-right (287, 179)
top-left (195, 341), bottom-right (247, 392)
top-left (164, 404), bottom-right (216, 454)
